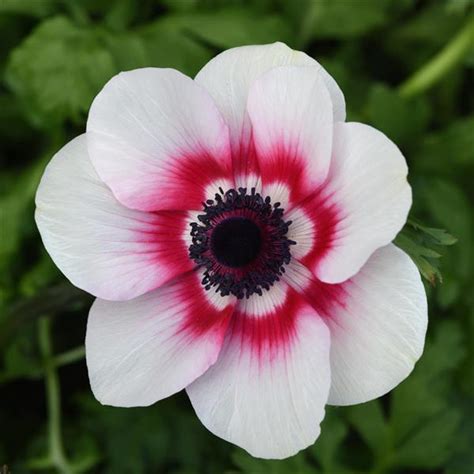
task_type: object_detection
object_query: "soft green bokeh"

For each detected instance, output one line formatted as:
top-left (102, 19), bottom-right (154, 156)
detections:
top-left (0, 1), bottom-right (473, 473)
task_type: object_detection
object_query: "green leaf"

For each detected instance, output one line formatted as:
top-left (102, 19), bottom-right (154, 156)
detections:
top-left (414, 117), bottom-right (474, 175)
top-left (232, 449), bottom-right (315, 474)
top-left (444, 398), bottom-right (474, 473)
top-left (413, 131), bottom-right (472, 305)
top-left (385, 2), bottom-right (465, 69)
top-left (67, 434), bottom-right (101, 473)
top-left (446, 0), bottom-right (474, 13)
top-left (104, 19), bottom-right (213, 77)
top-left (389, 321), bottom-right (466, 469)
top-left (333, 321), bottom-right (468, 472)
top-left (345, 401), bottom-right (389, 460)
top-left (390, 321), bottom-right (465, 440)
top-left (104, 0), bottom-right (136, 31)
top-left (79, 398), bottom-right (172, 473)
top-left (0, 157), bottom-right (48, 280)
top-left (392, 2), bottom-right (464, 45)
top-left (302, 0), bottom-right (411, 41)
top-left (160, 8), bottom-right (290, 49)
top-left (0, 0), bottom-right (57, 17)
top-left (1, 327), bottom-right (42, 382)
top-left (0, 93), bottom-right (36, 144)
top-left (419, 179), bottom-right (471, 283)
top-left (309, 408), bottom-right (350, 474)
top-left (5, 16), bottom-right (117, 127)
top-left (395, 408), bottom-right (461, 469)
top-left (137, 20), bottom-right (213, 77)
top-left (19, 252), bottom-right (61, 297)
top-left (367, 83), bottom-right (431, 145)
top-left (100, 30), bottom-right (150, 70)
top-left (79, 394), bottom-right (231, 474)
top-left (394, 219), bottom-right (456, 284)
top-left (160, 0), bottom-right (199, 12)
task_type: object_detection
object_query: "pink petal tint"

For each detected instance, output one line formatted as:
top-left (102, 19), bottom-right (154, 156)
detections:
top-left (35, 42), bottom-right (427, 459)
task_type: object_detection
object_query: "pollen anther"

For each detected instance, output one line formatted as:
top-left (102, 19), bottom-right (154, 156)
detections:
top-left (189, 187), bottom-right (295, 299)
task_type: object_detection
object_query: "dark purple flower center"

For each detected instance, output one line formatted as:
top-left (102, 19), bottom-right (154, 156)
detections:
top-left (211, 217), bottom-right (262, 268)
top-left (189, 187), bottom-right (295, 299)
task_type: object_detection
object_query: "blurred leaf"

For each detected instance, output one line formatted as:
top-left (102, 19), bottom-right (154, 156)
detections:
top-left (390, 2), bottom-right (463, 46)
top-left (318, 50), bottom-right (371, 120)
top-left (1, 328), bottom-right (42, 382)
top-left (313, 0), bottom-right (386, 38)
top-left (367, 83), bottom-right (431, 145)
top-left (301, 0), bottom-right (412, 41)
top-left (79, 398), bottom-right (170, 473)
top-left (0, 93), bottom-right (37, 149)
top-left (67, 434), bottom-right (102, 473)
top-left (104, 19), bottom-right (213, 77)
top-left (385, 2), bottom-right (465, 69)
top-left (233, 449), bottom-right (315, 474)
top-left (444, 397), bottom-right (474, 473)
top-left (79, 395), bottom-right (230, 474)
top-left (19, 252), bottom-right (61, 297)
top-left (389, 321), bottom-right (466, 469)
top-left (0, 282), bottom-right (91, 349)
top-left (339, 321), bottom-right (468, 472)
top-left (5, 16), bottom-right (116, 127)
top-left (0, 157), bottom-right (48, 279)
top-left (309, 408), bottom-right (350, 474)
top-left (458, 304), bottom-right (474, 396)
top-left (0, 0), bottom-right (57, 17)
top-left (414, 117), bottom-right (474, 174)
top-left (161, 8), bottom-right (290, 48)
top-left (137, 19), bottom-right (213, 76)
top-left (446, 0), bottom-right (474, 13)
top-left (396, 408), bottom-right (461, 469)
top-left (346, 401), bottom-right (389, 460)
top-left (104, 0), bottom-right (136, 31)
top-left (160, 0), bottom-right (200, 11)
top-left (100, 30), bottom-right (149, 70)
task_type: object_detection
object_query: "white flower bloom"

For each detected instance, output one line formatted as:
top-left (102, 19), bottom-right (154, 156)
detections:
top-left (35, 42), bottom-right (427, 459)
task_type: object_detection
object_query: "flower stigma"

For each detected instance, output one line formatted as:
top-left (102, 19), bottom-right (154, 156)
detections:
top-left (189, 187), bottom-right (295, 299)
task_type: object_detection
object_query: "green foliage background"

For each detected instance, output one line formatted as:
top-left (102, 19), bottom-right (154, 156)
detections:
top-left (0, 0), bottom-right (473, 472)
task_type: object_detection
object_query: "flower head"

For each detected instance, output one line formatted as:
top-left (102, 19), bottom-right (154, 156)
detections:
top-left (35, 42), bottom-right (427, 459)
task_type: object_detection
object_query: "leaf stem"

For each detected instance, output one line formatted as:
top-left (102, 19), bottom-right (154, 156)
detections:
top-left (0, 282), bottom-right (91, 347)
top-left (38, 317), bottom-right (73, 474)
top-left (398, 16), bottom-right (474, 98)
top-left (53, 346), bottom-right (86, 368)
top-left (0, 345), bottom-right (85, 385)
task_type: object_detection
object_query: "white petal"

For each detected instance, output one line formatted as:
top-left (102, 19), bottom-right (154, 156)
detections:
top-left (196, 42), bottom-right (345, 158)
top-left (87, 68), bottom-right (232, 211)
top-left (285, 189), bottom-right (339, 269)
top-left (311, 122), bottom-right (412, 283)
top-left (35, 135), bottom-right (193, 301)
top-left (284, 246), bottom-right (428, 406)
top-left (247, 66), bottom-right (333, 201)
top-left (86, 271), bottom-right (236, 407)
top-left (187, 280), bottom-right (331, 459)
top-left (285, 207), bottom-right (315, 260)
top-left (326, 245), bottom-right (427, 405)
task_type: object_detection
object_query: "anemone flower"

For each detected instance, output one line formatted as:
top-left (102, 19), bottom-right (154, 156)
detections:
top-left (35, 42), bottom-right (427, 459)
